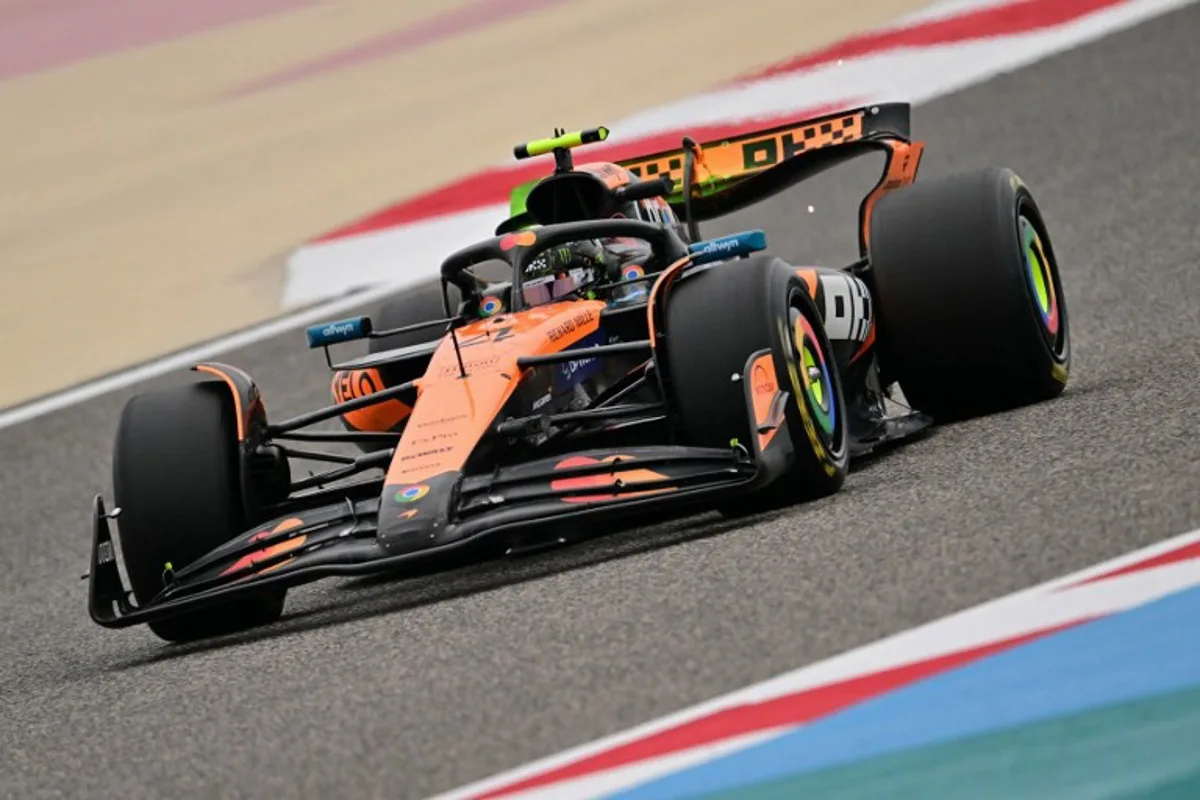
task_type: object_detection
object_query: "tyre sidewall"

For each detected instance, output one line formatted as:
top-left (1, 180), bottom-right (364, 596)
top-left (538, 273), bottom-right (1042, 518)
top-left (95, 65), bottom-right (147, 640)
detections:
top-left (664, 257), bottom-right (847, 500)
top-left (1008, 174), bottom-right (1071, 382)
top-left (113, 381), bottom-right (245, 605)
top-left (766, 268), bottom-right (849, 486)
top-left (869, 167), bottom-right (1070, 418)
top-left (112, 381), bottom-right (285, 641)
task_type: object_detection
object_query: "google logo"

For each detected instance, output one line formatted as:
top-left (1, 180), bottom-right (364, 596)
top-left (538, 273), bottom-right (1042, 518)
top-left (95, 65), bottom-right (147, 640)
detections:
top-left (395, 485), bottom-right (430, 503)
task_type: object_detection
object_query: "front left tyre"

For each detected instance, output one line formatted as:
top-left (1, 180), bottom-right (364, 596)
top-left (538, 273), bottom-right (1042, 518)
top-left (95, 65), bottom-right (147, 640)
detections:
top-left (112, 380), bottom-right (285, 642)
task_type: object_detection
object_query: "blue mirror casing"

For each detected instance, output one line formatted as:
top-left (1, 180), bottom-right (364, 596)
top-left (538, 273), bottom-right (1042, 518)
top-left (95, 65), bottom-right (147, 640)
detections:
top-left (688, 230), bottom-right (767, 266)
top-left (305, 316), bottom-right (371, 349)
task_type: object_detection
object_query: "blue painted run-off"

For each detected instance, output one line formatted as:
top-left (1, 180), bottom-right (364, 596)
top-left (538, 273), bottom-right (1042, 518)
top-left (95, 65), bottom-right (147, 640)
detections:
top-left (608, 584), bottom-right (1200, 800)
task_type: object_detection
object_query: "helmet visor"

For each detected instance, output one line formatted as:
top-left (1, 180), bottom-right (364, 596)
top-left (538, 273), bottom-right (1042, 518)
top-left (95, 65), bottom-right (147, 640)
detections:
top-left (522, 267), bottom-right (590, 307)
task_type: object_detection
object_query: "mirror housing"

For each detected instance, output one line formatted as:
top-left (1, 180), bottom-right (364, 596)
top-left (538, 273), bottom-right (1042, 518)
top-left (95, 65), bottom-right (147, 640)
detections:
top-left (688, 230), bottom-right (767, 266)
top-left (305, 316), bottom-right (372, 349)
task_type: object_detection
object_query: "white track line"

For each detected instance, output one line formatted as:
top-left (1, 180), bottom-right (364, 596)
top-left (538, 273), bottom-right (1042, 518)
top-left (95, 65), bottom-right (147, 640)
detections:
top-left (0, 281), bottom-right (413, 431)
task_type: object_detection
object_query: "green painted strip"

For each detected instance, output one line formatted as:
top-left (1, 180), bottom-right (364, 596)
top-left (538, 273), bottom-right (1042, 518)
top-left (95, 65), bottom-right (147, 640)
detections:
top-left (695, 685), bottom-right (1200, 800)
top-left (508, 179), bottom-right (536, 218)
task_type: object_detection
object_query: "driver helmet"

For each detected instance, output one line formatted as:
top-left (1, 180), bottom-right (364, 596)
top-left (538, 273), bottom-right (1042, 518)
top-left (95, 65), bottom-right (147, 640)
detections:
top-left (573, 163), bottom-right (672, 305)
top-left (521, 240), bottom-right (607, 307)
top-left (518, 163), bottom-right (674, 307)
top-left (521, 238), bottom-right (653, 308)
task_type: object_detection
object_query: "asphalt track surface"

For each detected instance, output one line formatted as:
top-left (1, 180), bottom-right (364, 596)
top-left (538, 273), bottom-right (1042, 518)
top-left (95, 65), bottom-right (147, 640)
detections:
top-left (4, 8), bottom-right (1200, 798)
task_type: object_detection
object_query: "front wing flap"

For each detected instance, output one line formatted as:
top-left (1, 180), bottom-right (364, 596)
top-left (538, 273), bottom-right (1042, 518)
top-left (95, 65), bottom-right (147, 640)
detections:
top-left (88, 352), bottom-right (801, 629)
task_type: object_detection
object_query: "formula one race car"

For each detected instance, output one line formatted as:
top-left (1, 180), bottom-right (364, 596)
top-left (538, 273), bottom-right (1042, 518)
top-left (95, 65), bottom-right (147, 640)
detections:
top-left (88, 103), bottom-right (1071, 642)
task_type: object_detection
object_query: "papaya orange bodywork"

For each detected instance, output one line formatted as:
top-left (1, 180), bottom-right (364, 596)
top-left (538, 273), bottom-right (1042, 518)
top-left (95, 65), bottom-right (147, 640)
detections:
top-left (576, 161), bottom-right (636, 190)
top-left (249, 516), bottom-right (303, 543)
top-left (849, 322), bottom-right (877, 365)
top-left (550, 455), bottom-right (673, 503)
top-left (194, 363), bottom-right (254, 441)
top-left (221, 535), bottom-right (307, 577)
top-left (793, 268), bottom-right (820, 299)
top-left (331, 367), bottom-right (412, 432)
top-left (860, 139), bottom-right (925, 247)
top-left (645, 255), bottom-right (693, 346)
top-left (748, 352), bottom-right (782, 452)
top-left (384, 300), bottom-right (606, 487)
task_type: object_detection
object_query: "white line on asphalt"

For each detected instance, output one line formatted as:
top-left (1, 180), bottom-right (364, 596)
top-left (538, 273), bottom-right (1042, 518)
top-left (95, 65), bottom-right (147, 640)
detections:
top-left (0, 281), bottom-right (412, 432)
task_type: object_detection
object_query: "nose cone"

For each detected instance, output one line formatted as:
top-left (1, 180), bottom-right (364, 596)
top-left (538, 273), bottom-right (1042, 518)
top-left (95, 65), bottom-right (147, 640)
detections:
top-left (376, 472), bottom-right (459, 554)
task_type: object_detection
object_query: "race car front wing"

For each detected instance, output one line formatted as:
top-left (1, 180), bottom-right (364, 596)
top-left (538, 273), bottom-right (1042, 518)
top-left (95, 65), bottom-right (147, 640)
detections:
top-left (87, 350), bottom-right (799, 630)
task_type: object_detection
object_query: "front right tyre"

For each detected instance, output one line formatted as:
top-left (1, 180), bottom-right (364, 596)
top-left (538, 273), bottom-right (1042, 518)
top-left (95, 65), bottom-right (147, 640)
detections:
top-left (664, 255), bottom-right (849, 514)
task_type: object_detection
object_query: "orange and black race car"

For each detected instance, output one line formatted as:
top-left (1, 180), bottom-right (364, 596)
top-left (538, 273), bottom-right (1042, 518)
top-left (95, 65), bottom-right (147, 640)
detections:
top-left (88, 103), bottom-right (1071, 642)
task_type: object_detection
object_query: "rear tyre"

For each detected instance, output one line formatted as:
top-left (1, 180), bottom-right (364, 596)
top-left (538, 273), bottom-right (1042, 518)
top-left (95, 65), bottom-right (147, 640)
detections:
top-left (868, 167), bottom-right (1070, 421)
top-left (665, 256), bottom-right (849, 515)
top-left (112, 381), bottom-right (285, 642)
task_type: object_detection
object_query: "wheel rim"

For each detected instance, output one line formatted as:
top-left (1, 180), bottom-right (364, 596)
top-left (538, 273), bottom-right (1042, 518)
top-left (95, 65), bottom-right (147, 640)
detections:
top-left (788, 303), bottom-right (840, 452)
top-left (1020, 214), bottom-right (1064, 353)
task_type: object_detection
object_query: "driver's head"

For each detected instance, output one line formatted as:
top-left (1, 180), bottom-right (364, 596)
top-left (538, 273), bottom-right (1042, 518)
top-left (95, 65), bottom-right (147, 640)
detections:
top-left (518, 162), bottom-right (676, 307)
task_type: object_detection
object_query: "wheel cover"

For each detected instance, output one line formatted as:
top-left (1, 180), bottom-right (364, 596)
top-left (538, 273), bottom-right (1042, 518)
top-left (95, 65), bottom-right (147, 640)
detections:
top-left (791, 311), bottom-right (836, 437)
top-left (1020, 215), bottom-right (1062, 343)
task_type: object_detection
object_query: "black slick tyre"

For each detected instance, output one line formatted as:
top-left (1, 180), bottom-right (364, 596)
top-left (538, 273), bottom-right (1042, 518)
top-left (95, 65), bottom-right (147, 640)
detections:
top-left (112, 381), bottom-right (284, 642)
top-left (868, 167), bottom-right (1070, 421)
top-left (665, 256), bottom-right (849, 514)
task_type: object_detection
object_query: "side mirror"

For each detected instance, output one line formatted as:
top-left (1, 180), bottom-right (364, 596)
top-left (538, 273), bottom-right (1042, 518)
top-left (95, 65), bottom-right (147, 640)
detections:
top-left (305, 316), bottom-right (372, 349)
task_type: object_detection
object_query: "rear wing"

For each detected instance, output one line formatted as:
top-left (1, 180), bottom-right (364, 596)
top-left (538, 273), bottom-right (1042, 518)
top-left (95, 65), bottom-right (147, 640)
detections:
top-left (505, 102), bottom-right (925, 256)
